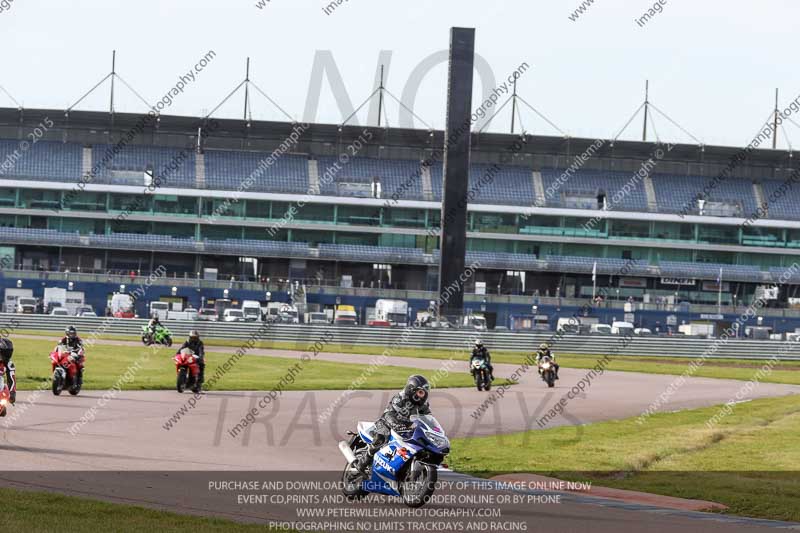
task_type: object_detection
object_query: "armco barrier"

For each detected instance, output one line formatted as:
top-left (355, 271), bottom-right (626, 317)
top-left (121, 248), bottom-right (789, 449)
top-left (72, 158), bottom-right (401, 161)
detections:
top-left (4, 313), bottom-right (799, 361)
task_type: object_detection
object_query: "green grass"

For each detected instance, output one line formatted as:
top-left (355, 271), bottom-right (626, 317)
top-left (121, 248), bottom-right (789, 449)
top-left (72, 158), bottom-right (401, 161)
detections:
top-left (11, 337), bottom-right (500, 391)
top-left (14, 328), bottom-right (800, 385)
top-left (0, 488), bottom-right (291, 532)
top-left (449, 394), bottom-right (800, 522)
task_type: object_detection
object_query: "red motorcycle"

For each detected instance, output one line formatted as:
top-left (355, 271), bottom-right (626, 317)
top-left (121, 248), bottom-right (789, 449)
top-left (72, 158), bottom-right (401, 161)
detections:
top-left (0, 360), bottom-right (10, 417)
top-left (50, 345), bottom-right (83, 396)
top-left (174, 349), bottom-right (201, 393)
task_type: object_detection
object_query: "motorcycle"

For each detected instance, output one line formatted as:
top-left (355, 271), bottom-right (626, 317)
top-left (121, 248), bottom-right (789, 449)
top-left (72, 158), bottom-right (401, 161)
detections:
top-left (538, 355), bottom-right (557, 388)
top-left (0, 361), bottom-right (10, 417)
top-left (174, 348), bottom-right (201, 393)
top-left (339, 414), bottom-right (449, 508)
top-left (470, 357), bottom-right (492, 391)
top-left (50, 345), bottom-right (83, 396)
top-left (141, 324), bottom-right (172, 346)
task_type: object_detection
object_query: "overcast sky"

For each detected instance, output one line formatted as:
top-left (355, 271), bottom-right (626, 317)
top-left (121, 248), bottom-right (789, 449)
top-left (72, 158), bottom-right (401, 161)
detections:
top-left (1, 0), bottom-right (799, 149)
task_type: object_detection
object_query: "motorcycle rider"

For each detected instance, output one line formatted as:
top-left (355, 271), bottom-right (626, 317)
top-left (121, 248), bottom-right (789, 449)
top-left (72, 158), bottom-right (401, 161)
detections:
top-left (178, 330), bottom-right (205, 386)
top-left (147, 315), bottom-right (162, 342)
top-left (59, 326), bottom-right (85, 385)
top-left (535, 343), bottom-right (559, 379)
top-left (470, 339), bottom-right (494, 381)
top-left (0, 337), bottom-right (16, 405)
top-left (355, 375), bottom-right (432, 474)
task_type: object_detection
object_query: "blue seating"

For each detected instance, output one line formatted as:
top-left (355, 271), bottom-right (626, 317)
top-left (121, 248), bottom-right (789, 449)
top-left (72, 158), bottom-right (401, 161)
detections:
top-left (0, 140), bottom-right (81, 182)
top-left (205, 150), bottom-right (308, 194)
top-left (92, 144), bottom-right (196, 187)
top-left (540, 169), bottom-right (649, 211)
top-left (651, 174), bottom-right (756, 216)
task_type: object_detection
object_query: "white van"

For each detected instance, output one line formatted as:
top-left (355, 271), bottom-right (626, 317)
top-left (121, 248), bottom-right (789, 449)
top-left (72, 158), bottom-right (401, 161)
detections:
top-left (590, 323), bottom-right (612, 335)
top-left (611, 321), bottom-right (635, 336)
top-left (223, 309), bottom-right (245, 322)
top-left (149, 301), bottom-right (170, 320)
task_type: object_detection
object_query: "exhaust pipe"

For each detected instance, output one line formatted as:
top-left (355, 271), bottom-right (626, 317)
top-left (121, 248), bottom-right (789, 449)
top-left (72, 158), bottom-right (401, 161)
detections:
top-left (338, 441), bottom-right (357, 463)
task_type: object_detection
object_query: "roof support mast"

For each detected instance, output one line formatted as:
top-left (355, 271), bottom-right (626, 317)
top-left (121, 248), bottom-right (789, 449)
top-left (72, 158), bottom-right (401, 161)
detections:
top-left (642, 80), bottom-right (649, 141)
top-left (109, 50), bottom-right (116, 115)
top-left (510, 76), bottom-right (518, 134)
top-left (377, 65), bottom-right (385, 127)
top-left (773, 88), bottom-right (779, 150)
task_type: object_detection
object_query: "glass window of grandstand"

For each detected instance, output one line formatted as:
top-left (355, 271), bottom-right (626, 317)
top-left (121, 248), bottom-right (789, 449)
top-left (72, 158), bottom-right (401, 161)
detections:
top-left (383, 208), bottom-right (425, 228)
top-left (337, 232), bottom-right (379, 246)
top-left (110, 220), bottom-right (149, 235)
top-left (472, 212), bottom-right (516, 233)
top-left (337, 205), bottom-right (380, 226)
top-left (564, 216), bottom-right (604, 237)
top-left (152, 222), bottom-right (194, 238)
top-left (0, 214), bottom-right (15, 227)
top-left (468, 238), bottom-right (514, 253)
top-left (57, 218), bottom-right (103, 235)
top-left (202, 225), bottom-right (241, 240)
top-left (697, 224), bottom-right (738, 245)
top-left (652, 221), bottom-right (694, 242)
top-left (109, 193), bottom-right (151, 214)
top-left (0, 188), bottom-right (14, 207)
top-left (787, 229), bottom-right (800, 248)
top-left (154, 195), bottom-right (197, 217)
top-left (202, 197), bottom-right (243, 218)
top-left (291, 230), bottom-right (334, 245)
top-left (609, 220), bottom-right (650, 239)
top-left (63, 191), bottom-right (105, 212)
top-left (695, 250), bottom-right (735, 264)
top-left (743, 226), bottom-right (783, 247)
top-left (293, 203), bottom-right (334, 223)
top-left (246, 227), bottom-right (288, 242)
top-left (519, 214), bottom-right (560, 235)
top-left (245, 199), bottom-right (270, 219)
top-left (19, 189), bottom-right (60, 210)
top-left (379, 232), bottom-right (417, 249)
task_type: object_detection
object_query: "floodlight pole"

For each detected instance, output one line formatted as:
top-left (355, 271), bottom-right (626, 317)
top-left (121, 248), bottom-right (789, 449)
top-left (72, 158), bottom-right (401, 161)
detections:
top-left (377, 65), bottom-right (385, 127)
top-left (510, 76), bottom-right (518, 134)
top-left (109, 50), bottom-right (116, 115)
top-left (642, 80), bottom-right (649, 142)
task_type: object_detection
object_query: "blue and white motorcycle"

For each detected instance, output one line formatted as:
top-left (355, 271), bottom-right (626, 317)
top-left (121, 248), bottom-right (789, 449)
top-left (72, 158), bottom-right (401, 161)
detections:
top-left (339, 415), bottom-right (450, 508)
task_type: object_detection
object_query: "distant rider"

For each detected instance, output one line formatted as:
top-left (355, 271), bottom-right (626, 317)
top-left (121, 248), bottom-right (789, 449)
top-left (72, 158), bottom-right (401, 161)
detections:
top-left (59, 326), bottom-right (85, 385)
top-left (178, 330), bottom-right (205, 386)
top-left (148, 315), bottom-right (162, 340)
top-left (0, 337), bottom-right (16, 405)
top-left (355, 375), bottom-right (432, 474)
top-left (535, 343), bottom-right (559, 379)
top-left (470, 339), bottom-right (494, 381)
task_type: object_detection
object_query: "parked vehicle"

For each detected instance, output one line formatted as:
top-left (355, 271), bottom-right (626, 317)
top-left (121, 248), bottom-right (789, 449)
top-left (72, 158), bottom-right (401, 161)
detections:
top-left (367, 319), bottom-right (391, 327)
top-left (334, 305), bottom-right (358, 326)
top-left (374, 299), bottom-right (408, 326)
top-left (4, 288), bottom-right (33, 313)
top-left (75, 305), bottom-right (94, 316)
top-left (79, 311), bottom-right (98, 317)
top-left (556, 317), bottom-right (581, 334)
top-left (305, 312), bottom-right (329, 325)
top-left (173, 349), bottom-right (201, 393)
top-left (110, 293), bottom-right (135, 318)
top-left (50, 345), bottom-right (83, 396)
top-left (149, 301), bottom-right (170, 320)
top-left (611, 321), bottom-right (635, 336)
top-left (634, 328), bottom-right (653, 336)
top-left (339, 414), bottom-right (449, 508)
top-left (590, 323), bottom-right (612, 335)
top-left (462, 314), bottom-right (487, 331)
top-left (223, 309), bottom-right (245, 322)
top-left (50, 308), bottom-right (71, 316)
top-left (197, 308), bottom-right (219, 321)
top-left (242, 300), bottom-right (263, 322)
top-left (16, 297), bottom-right (37, 314)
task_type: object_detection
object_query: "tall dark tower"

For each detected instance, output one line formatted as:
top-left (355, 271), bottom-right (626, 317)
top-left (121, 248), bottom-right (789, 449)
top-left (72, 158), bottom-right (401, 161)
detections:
top-left (438, 27), bottom-right (475, 317)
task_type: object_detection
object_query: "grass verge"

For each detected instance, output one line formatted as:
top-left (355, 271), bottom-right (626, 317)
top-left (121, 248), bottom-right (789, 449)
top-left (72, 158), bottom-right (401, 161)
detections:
top-left (449, 394), bottom-right (800, 522)
top-left (0, 488), bottom-right (291, 532)
top-left (10, 337), bottom-right (502, 391)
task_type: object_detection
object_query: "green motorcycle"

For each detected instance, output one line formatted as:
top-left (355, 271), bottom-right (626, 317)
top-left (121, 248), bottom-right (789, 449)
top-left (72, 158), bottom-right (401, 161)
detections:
top-left (141, 324), bottom-right (173, 347)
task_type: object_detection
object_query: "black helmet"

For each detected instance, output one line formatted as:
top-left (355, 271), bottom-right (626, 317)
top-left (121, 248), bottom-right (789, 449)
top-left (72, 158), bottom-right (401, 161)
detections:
top-left (65, 326), bottom-right (77, 339)
top-left (403, 375), bottom-right (430, 405)
top-left (188, 330), bottom-right (200, 340)
top-left (0, 337), bottom-right (12, 362)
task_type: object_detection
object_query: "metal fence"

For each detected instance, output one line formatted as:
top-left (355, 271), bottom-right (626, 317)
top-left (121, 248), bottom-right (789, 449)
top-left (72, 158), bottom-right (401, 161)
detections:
top-left (4, 313), bottom-right (799, 361)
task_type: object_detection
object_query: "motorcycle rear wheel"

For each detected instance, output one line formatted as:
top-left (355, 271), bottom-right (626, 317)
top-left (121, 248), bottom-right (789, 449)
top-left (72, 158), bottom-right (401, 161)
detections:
top-left (166, 336), bottom-right (173, 347)
top-left (177, 368), bottom-right (188, 393)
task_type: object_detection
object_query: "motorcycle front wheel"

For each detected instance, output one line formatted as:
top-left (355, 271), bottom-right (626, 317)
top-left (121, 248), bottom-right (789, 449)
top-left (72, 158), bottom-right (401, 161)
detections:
top-left (341, 452), bottom-right (368, 500)
top-left (52, 373), bottom-right (64, 396)
top-left (177, 367), bottom-right (188, 393)
top-left (399, 459), bottom-right (437, 508)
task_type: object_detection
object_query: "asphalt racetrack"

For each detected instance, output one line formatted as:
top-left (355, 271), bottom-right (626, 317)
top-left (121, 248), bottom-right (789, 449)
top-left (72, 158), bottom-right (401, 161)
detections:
top-left (2, 343), bottom-right (799, 532)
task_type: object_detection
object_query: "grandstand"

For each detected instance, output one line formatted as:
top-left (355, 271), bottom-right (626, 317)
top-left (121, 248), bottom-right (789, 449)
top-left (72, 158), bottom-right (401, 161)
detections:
top-left (1, 107), bottom-right (800, 325)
